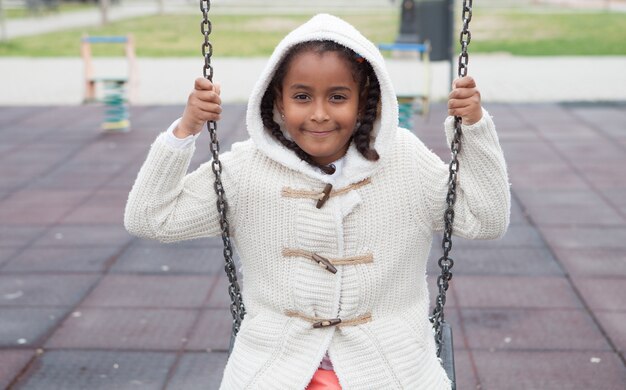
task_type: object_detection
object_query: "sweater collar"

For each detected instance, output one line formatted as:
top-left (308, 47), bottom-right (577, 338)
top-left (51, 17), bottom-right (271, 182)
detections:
top-left (246, 14), bottom-right (399, 187)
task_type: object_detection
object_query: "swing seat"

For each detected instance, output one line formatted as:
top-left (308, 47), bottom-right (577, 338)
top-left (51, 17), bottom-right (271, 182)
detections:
top-left (439, 321), bottom-right (456, 390)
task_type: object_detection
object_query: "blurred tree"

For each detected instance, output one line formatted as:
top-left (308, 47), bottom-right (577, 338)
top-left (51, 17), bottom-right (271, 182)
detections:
top-left (100, 0), bottom-right (109, 24)
top-left (0, 0), bottom-right (6, 42)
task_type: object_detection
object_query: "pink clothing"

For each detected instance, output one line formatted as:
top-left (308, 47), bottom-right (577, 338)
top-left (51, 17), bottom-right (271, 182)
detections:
top-left (306, 369), bottom-right (342, 390)
top-left (319, 352), bottom-right (334, 370)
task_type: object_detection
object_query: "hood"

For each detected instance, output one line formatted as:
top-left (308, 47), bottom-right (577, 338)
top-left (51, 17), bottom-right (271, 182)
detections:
top-left (246, 13), bottom-right (399, 186)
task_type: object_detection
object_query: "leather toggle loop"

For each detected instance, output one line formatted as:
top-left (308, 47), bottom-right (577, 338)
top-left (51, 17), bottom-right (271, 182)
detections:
top-left (285, 310), bottom-right (372, 328)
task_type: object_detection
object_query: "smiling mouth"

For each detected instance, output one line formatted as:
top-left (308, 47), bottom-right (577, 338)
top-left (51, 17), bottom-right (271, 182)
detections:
top-left (303, 128), bottom-right (337, 136)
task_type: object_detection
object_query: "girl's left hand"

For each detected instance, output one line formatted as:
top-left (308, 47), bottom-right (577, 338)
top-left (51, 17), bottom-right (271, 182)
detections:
top-left (448, 76), bottom-right (482, 125)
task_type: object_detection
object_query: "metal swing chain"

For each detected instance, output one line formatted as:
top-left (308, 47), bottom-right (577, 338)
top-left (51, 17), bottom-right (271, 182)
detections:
top-left (431, 0), bottom-right (473, 358)
top-left (200, 0), bottom-right (246, 336)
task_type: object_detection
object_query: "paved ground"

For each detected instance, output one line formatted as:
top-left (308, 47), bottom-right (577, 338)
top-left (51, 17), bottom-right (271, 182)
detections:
top-left (0, 101), bottom-right (625, 389)
top-left (1, 1), bottom-right (626, 388)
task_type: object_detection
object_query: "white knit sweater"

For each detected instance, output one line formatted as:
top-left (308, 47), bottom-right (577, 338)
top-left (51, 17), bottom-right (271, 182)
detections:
top-left (125, 14), bottom-right (510, 390)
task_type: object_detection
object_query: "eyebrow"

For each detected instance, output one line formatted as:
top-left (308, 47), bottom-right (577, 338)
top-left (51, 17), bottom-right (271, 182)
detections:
top-left (289, 84), bottom-right (353, 92)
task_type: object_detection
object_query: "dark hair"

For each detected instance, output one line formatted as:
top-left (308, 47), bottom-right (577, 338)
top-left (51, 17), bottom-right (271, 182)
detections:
top-left (260, 40), bottom-right (381, 175)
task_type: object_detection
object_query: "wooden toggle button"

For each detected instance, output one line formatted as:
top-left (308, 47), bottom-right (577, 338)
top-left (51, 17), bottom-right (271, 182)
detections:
top-left (312, 253), bottom-right (337, 274)
top-left (313, 318), bottom-right (342, 328)
top-left (316, 183), bottom-right (333, 209)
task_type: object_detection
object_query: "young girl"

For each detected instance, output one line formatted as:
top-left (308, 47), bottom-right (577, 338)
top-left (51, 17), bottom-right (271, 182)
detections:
top-left (125, 14), bottom-right (509, 390)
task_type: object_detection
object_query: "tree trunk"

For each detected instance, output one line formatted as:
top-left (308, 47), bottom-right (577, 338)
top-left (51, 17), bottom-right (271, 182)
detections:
top-left (100, 0), bottom-right (110, 25)
top-left (0, 0), bottom-right (7, 42)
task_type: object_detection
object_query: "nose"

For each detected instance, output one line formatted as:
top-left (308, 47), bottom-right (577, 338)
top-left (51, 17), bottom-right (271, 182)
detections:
top-left (310, 101), bottom-right (330, 122)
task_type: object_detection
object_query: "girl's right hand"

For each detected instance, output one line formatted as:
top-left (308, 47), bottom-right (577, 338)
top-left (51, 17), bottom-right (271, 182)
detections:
top-left (174, 77), bottom-right (222, 138)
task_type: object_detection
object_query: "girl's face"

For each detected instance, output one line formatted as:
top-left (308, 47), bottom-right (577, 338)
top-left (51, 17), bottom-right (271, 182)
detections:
top-left (276, 51), bottom-right (361, 166)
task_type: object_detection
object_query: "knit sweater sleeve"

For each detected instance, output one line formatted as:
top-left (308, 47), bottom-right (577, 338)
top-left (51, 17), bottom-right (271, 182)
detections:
top-left (124, 133), bottom-right (243, 243)
top-left (413, 108), bottom-right (510, 239)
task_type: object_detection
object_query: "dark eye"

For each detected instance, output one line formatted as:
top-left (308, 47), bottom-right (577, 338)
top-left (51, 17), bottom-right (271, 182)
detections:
top-left (330, 94), bottom-right (347, 102)
top-left (293, 94), bottom-right (309, 101)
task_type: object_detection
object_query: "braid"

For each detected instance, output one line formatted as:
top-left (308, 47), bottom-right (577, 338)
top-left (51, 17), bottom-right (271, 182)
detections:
top-left (261, 89), bottom-right (336, 175)
top-left (353, 64), bottom-right (381, 161)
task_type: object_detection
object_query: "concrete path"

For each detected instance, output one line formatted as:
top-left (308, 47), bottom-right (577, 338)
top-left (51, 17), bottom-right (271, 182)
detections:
top-left (2, 3), bottom-right (161, 39)
top-left (2, 55), bottom-right (626, 105)
top-left (0, 102), bottom-right (625, 389)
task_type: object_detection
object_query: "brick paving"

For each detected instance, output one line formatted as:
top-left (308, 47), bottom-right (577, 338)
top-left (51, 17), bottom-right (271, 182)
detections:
top-left (0, 102), bottom-right (625, 389)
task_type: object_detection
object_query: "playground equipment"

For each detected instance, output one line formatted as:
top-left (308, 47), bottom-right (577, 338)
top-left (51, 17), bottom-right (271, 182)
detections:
top-left (81, 34), bottom-right (137, 132)
top-left (378, 41), bottom-right (431, 129)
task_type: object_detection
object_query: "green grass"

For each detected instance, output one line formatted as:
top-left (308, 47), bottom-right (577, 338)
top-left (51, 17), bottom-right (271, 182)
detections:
top-left (465, 9), bottom-right (626, 56)
top-left (0, 13), bottom-right (400, 57)
top-left (0, 10), bottom-right (624, 57)
top-left (4, 3), bottom-right (95, 19)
